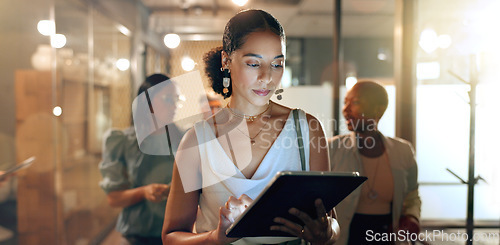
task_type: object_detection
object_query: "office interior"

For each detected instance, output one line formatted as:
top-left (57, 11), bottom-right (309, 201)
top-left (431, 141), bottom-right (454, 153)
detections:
top-left (0, 0), bottom-right (499, 244)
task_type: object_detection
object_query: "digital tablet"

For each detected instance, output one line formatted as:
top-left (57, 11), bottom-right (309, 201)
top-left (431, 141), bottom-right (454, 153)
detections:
top-left (0, 156), bottom-right (35, 181)
top-left (226, 171), bottom-right (366, 238)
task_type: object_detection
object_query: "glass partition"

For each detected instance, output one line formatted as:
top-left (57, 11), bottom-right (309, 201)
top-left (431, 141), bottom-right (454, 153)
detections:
top-left (0, 1), bottom-right (56, 244)
top-left (0, 0), bottom-right (134, 243)
top-left (339, 0), bottom-right (396, 136)
top-left (415, 0), bottom-right (500, 240)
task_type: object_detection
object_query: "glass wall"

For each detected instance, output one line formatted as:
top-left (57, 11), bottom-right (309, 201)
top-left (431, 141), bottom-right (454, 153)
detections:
top-left (0, 0), bottom-right (56, 244)
top-left (416, 0), bottom-right (500, 218)
top-left (2, 0), bottom-right (498, 244)
top-left (339, 0), bottom-right (396, 136)
top-left (0, 0), bottom-right (140, 244)
top-left (415, 0), bottom-right (500, 241)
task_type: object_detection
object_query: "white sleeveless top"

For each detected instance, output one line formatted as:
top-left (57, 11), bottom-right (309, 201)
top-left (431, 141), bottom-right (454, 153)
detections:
top-left (193, 109), bottom-right (310, 245)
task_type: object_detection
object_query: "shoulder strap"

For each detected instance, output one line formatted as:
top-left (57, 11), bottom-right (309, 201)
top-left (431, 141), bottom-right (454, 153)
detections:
top-left (293, 109), bottom-right (306, 171)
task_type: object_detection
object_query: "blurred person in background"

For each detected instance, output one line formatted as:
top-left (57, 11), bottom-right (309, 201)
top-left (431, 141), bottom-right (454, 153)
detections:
top-left (329, 80), bottom-right (421, 245)
top-left (99, 73), bottom-right (183, 245)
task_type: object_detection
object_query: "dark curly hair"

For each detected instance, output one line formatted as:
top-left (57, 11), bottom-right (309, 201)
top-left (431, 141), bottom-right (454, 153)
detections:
top-left (203, 9), bottom-right (285, 98)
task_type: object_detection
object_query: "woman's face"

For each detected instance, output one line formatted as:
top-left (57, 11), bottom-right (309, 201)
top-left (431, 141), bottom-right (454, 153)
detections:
top-left (342, 85), bottom-right (379, 133)
top-left (151, 83), bottom-right (180, 124)
top-left (225, 30), bottom-right (285, 106)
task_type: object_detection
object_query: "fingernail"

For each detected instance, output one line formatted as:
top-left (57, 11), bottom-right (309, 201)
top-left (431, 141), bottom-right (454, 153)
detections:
top-left (273, 217), bottom-right (280, 223)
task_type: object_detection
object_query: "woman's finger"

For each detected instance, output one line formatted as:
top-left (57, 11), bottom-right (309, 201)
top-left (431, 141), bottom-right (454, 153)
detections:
top-left (288, 207), bottom-right (314, 227)
top-left (270, 224), bottom-right (303, 237)
top-left (226, 196), bottom-right (239, 208)
top-left (314, 199), bottom-right (328, 222)
top-left (273, 217), bottom-right (303, 234)
top-left (220, 206), bottom-right (231, 222)
top-left (239, 194), bottom-right (253, 204)
top-left (314, 199), bottom-right (330, 230)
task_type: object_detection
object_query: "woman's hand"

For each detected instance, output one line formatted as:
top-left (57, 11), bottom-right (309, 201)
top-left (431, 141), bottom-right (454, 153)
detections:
top-left (224, 194), bottom-right (253, 222)
top-left (270, 199), bottom-right (338, 245)
top-left (210, 194), bottom-right (253, 245)
top-left (398, 215), bottom-right (420, 235)
top-left (0, 171), bottom-right (9, 187)
top-left (143, 183), bottom-right (170, 202)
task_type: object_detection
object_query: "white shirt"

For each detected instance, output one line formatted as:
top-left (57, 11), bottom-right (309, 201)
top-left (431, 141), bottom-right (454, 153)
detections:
top-left (194, 110), bottom-right (309, 245)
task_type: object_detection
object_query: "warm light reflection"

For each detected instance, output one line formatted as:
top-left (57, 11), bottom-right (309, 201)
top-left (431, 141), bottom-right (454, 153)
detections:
top-left (192, 34), bottom-right (203, 41)
top-left (181, 57), bottom-right (195, 71)
top-left (377, 48), bottom-right (388, 61)
top-left (116, 58), bottom-right (130, 71)
top-left (31, 45), bottom-right (52, 71)
top-left (116, 24), bottom-right (131, 37)
top-left (164, 33), bottom-right (180, 49)
top-left (345, 76), bottom-right (358, 90)
top-left (232, 0), bottom-right (248, 7)
top-left (419, 28), bottom-right (438, 53)
top-left (50, 34), bottom-right (66, 48)
top-left (37, 20), bottom-right (55, 36)
top-left (417, 62), bottom-right (440, 80)
top-left (53, 106), bottom-right (62, 117)
top-left (471, 1), bottom-right (500, 53)
top-left (438, 34), bottom-right (452, 49)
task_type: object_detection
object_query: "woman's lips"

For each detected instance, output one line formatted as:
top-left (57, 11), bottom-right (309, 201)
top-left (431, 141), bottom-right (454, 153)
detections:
top-left (253, 89), bottom-right (270, 96)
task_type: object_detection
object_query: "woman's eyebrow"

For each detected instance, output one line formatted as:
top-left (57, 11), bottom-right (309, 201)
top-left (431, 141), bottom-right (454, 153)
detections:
top-left (242, 53), bottom-right (284, 59)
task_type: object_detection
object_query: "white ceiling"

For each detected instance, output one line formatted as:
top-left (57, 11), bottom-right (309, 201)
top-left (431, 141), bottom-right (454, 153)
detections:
top-left (142, 0), bottom-right (395, 40)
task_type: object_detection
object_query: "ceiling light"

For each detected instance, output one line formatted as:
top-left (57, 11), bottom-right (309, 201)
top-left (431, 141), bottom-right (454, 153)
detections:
top-left (164, 33), bottom-right (181, 49)
top-left (232, 0), bottom-right (248, 7)
top-left (377, 53), bottom-right (387, 60)
top-left (438, 34), bottom-right (452, 49)
top-left (419, 28), bottom-right (438, 53)
top-left (37, 20), bottom-right (55, 36)
top-left (116, 58), bottom-right (130, 71)
top-left (50, 34), bottom-right (66, 48)
top-left (53, 106), bottom-right (62, 117)
top-left (377, 48), bottom-right (388, 61)
top-left (181, 57), bottom-right (195, 71)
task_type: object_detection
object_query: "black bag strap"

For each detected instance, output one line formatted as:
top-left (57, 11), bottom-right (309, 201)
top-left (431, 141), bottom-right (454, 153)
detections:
top-left (293, 109), bottom-right (306, 171)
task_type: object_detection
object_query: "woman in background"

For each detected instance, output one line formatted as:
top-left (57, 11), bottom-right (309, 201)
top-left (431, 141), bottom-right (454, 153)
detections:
top-left (99, 74), bottom-right (182, 245)
top-left (329, 81), bottom-right (421, 245)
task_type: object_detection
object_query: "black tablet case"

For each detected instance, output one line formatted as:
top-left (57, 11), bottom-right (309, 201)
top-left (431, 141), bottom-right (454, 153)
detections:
top-left (226, 171), bottom-right (367, 237)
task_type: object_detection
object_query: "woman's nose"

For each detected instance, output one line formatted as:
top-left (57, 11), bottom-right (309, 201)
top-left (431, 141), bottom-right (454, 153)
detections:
top-left (258, 68), bottom-right (272, 84)
top-left (343, 103), bottom-right (350, 113)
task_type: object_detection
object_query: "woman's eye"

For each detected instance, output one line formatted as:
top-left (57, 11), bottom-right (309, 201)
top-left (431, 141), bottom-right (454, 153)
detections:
top-left (247, 63), bottom-right (260, 67)
top-left (272, 63), bottom-right (283, 68)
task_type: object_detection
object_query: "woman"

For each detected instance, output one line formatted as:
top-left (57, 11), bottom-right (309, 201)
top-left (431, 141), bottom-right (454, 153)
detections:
top-left (162, 9), bottom-right (339, 245)
top-left (99, 74), bottom-right (183, 245)
top-left (329, 81), bottom-right (421, 245)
